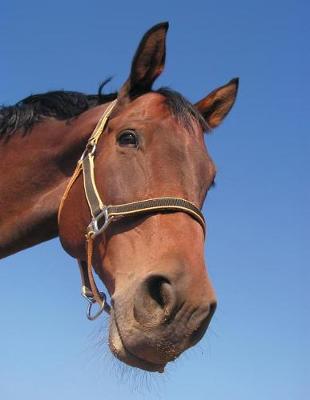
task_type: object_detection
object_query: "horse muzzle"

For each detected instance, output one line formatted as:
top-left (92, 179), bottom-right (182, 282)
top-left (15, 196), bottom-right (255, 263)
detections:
top-left (108, 271), bottom-right (216, 372)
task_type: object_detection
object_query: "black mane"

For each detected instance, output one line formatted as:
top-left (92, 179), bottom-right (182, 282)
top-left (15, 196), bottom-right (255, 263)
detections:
top-left (0, 82), bottom-right (206, 136)
top-left (0, 80), bottom-right (117, 136)
top-left (157, 87), bottom-right (207, 131)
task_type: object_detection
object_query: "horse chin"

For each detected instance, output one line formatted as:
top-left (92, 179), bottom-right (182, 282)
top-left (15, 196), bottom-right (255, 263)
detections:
top-left (108, 312), bottom-right (166, 373)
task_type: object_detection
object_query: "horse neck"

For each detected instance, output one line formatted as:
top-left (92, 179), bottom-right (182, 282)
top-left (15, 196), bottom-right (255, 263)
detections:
top-left (0, 104), bottom-right (108, 259)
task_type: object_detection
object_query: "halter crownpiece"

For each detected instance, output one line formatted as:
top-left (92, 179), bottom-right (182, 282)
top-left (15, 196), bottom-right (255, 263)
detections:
top-left (58, 99), bottom-right (206, 320)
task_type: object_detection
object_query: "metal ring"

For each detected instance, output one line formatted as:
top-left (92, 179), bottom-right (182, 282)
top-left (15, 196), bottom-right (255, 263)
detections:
top-left (79, 143), bottom-right (97, 161)
top-left (87, 208), bottom-right (114, 238)
top-left (87, 299), bottom-right (105, 320)
top-left (83, 291), bottom-right (109, 320)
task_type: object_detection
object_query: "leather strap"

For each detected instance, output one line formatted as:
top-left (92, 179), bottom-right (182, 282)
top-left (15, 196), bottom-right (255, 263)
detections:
top-left (82, 154), bottom-right (103, 218)
top-left (58, 101), bottom-right (117, 319)
top-left (57, 160), bottom-right (82, 224)
top-left (87, 197), bottom-right (205, 238)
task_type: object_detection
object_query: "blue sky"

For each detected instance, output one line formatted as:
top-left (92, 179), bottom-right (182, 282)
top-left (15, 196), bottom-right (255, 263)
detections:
top-left (0, 1), bottom-right (308, 399)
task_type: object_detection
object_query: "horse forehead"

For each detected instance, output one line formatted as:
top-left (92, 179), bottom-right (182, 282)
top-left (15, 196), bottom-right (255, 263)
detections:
top-left (119, 93), bottom-right (172, 121)
top-left (118, 93), bottom-right (204, 141)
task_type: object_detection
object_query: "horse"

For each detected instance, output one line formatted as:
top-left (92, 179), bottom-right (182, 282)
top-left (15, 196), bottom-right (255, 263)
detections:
top-left (0, 22), bottom-right (238, 372)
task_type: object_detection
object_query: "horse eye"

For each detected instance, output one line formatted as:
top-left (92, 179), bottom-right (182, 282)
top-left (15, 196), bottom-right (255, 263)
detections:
top-left (117, 130), bottom-right (138, 148)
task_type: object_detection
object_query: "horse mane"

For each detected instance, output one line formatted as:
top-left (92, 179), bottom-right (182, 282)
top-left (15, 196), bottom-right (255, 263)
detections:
top-left (157, 88), bottom-right (207, 131)
top-left (0, 79), bottom-right (117, 137)
top-left (0, 81), bottom-right (206, 137)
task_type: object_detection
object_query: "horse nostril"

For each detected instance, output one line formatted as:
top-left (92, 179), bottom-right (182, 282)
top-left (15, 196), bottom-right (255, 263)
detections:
top-left (134, 275), bottom-right (177, 326)
top-left (147, 276), bottom-right (171, 309)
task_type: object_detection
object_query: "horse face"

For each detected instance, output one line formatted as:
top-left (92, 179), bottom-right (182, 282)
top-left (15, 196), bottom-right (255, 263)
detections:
top-left (92, 92), bottom-right (216, 371)
top-left (59, 22), bottom-right (238, 372)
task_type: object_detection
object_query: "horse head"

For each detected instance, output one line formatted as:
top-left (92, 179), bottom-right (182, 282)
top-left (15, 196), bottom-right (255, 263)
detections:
top-left (59, 22), bottom-right (238, 372)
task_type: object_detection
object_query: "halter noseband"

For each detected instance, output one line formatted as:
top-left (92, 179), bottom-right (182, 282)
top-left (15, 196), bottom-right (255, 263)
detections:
top-left (58, 100), bottom-right (206, 320)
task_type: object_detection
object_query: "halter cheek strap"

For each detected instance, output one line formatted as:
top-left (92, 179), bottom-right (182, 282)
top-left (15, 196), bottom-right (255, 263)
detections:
top-left (58, 99), bottom-right (206, 320)
top-left (58, 100), bottom-right (117, 318)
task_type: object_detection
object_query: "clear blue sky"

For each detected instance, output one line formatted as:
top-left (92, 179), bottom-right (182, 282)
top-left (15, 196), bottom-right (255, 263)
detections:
top-left (0, 1), bottom-right (308, 399)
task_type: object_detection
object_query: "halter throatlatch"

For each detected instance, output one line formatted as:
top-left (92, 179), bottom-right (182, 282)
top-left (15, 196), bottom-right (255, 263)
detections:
top-left (58, 99), bottom-right (206, 320)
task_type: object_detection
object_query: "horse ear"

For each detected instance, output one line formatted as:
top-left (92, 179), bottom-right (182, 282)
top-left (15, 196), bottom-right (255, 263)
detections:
top-left (119, 22), bottom-right (169, 99)
top-left (195, 78), bottom-right (239, 129)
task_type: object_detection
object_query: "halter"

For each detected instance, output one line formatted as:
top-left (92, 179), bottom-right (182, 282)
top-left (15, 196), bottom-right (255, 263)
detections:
top-left (58, 100), bottom-right (206, 320)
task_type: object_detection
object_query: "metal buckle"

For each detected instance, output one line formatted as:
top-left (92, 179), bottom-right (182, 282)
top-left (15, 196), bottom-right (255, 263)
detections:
top-left (82, 291), bottom-right (110, 320)
top-left (87, 207), bottom-right (113, 238)
top-left (79, 142), bottom-right (97, 161)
